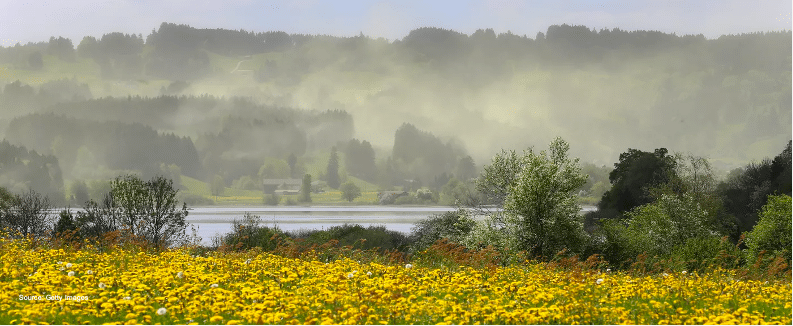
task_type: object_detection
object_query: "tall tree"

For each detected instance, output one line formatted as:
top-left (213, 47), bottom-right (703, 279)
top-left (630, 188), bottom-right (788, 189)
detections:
top-left (598, 148), bottom-right (676, 216)
top-left (210, 175), bottom-right (225, 197)
top-left (287, 153), bottom-right (298, 178)
top-left (503, 137), bottom-right (588, 257)
top-left (467, 138), bottom-right (588, 258)
top-left (456, 155), bottom-right (477, 181)
top-left (103, 175), bottom-right (188, 247)
top-left (326, 146), bottom-right (340, 189)
top-left (301, 174), bottom-right (312, 203)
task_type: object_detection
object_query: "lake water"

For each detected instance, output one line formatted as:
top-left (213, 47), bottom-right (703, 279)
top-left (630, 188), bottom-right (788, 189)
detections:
top-left (186, 205), bottom-right (597, 245)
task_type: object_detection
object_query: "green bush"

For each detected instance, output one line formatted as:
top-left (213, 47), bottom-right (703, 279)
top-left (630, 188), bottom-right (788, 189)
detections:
top-left (744, 194), bottom-right (792, 265)
top-left (288, 224), bottom-right (409, 252)
top-left (409, 209), bottom-right (475, 252)
top-left (263, 193), bottom-right (280, 206)
top-left (671, 235), bottom-right (743, 272)
top-left (602, 192), bottom-right (718, 263)
top-left (219, 212), bottom-right (284, 251)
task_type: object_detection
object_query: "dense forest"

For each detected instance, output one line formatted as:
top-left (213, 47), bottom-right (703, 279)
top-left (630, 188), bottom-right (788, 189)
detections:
top-left (0, 22), bottom-right (789, 209)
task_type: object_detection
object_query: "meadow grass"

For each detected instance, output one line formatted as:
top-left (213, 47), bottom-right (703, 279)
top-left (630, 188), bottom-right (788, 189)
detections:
top-left (179, 175), bottom-right (380, 206)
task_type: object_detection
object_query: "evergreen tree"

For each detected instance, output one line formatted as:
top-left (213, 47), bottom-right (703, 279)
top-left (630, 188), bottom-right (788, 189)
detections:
top-left (326, 146), bottom-right (340, 189)
top-left (301, 174), bottom-right (312, 203)
top-left (287, 153), bottom-right (298, 178)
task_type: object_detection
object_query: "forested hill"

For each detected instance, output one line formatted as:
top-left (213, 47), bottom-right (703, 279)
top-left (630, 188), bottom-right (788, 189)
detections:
top-left (0, 22), bottom-right (789, 172)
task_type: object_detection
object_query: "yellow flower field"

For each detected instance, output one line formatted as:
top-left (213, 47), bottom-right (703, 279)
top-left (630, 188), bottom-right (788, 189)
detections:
top-left (0, 238), bottom-right (790, 325)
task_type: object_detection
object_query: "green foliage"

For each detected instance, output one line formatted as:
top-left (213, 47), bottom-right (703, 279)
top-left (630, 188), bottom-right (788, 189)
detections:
top-left (455, 156), bottom-right (477, 181)
top-left (109, 175), bottom-right (189, 247)
top-left (472, 137), bottom-right (588, 259)
top-left (475, 148), bottom-right (522, 207)
top-left (300, 174), bottom-right (312, 203)
top-left (344, 139), bottom-right (377, 182)
top-left (259, 157), bottom-right (291, 179)
top-left (409, 209), bottom-right (475, 252)
top-left (744, 194), bottom-right (792, 264)
top-left (263, 193), bottom-right (280, 206)
top-left (210, 175), bottom-right (225, 197)
top-left (339, 181), bottom-right (361, 202)
top-left (579, 163), bottom-right (612, 199)
top-left (392, 123), bottom-right (469, 189)
top-left (54, 209), bottom-right (77, 236)
top-left (287, 153), bottom-right (298, 178)
top-left (0, 186), bottom-right (14, 211)
top-left (231, 175), bottom-right (258, 191)
top-left (602, 192), bottom-right (720, 265)
top-left (326, 147), bottom-right (340, 189)
top-left (670, 235), bottom-right (743, 272)
top-left (288, 224), bottom-right (409, 252)
top-left (717, 141), bottom-right (792, 239)
top-left (598, 148), bottom-right (676, 216)
top-left (0, 140), bottom-right (64, 202)
top-left (218, 212), bottom-right (283, 251)
top-left (88, 179), bottom-right (111, 202)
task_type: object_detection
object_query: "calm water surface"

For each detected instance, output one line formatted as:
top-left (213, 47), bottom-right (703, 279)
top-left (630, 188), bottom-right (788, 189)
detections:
top-left (186, 205), bottom-right (597, 245)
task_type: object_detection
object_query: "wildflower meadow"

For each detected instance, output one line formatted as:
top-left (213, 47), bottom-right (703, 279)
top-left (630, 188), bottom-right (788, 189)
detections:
top-left (0, 235), bottom-right (790, 325)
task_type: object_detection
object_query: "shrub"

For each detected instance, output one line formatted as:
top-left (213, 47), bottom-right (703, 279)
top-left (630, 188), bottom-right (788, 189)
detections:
top-left (219, 212), bottom-right (284, 251)
top-left (671, 235), bottom-right (742, 272)
top-left (288, 224), bottom-right (410, 252)
top-left (263, 193), bottom-right (280, 206)
top-left (744, 194), bottom-right (792, 265)
top-left (339, 182), bottom-right (361, 202)
top-left (0, 189), bottom-right (53, 238)
top-left (409, 209), bottom-right (475, 252)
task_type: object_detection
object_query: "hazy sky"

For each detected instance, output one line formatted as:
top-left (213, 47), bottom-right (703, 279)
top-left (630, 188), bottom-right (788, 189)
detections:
top-left (0, 0), bottom-right (790, 46)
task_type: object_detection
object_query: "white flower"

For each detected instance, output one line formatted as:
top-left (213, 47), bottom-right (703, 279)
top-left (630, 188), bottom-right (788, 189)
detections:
top-left (347, 273), bottom-right (354, 279)
top-left (606, 268), bottom-right (611, 272)
top-left (86, 270), bottom-right (93, 275)
top-left (65, 263), bottom-right (72, 269)
top-left (124, 297), bottom-right (131, 301)
top-left (176, 271), bottom-right (184, 279)
top-left (596, 278), bottom-right (604, 285)
top-left (245, 259), bottom-right (251, 265)
top-left (405, 264), bottom-right (413, 269)
top-left (68, 271), bottom-right (75, 277)
top-left (99, 282), bottom-right (106, 289)
top-left (58, 261), bottom-right (63, 265)
top-left (681, 270), bottom-right (687, 275)
top-left (210, 283), bottom-right (219, 288)
top-left (366, 271), bottom-right (372, 276)
top-left (662, 273), bottom-right (669, 277)
top-left (59, 267), bottom-right (65, 271)
top-left (156, 307), bottom-right (167, 316)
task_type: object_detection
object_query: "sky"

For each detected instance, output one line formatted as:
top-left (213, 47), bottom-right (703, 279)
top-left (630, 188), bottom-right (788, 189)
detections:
top-left (0, 0), bottom-right (790, 46)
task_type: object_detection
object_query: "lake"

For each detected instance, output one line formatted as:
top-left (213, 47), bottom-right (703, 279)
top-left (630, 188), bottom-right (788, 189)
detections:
top-left (186, 205), bottom-right (597, 245)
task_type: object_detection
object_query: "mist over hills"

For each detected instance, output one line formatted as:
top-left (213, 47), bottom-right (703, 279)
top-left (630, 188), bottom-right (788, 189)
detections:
top-left (0, 22), bottom-right (790, 201)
